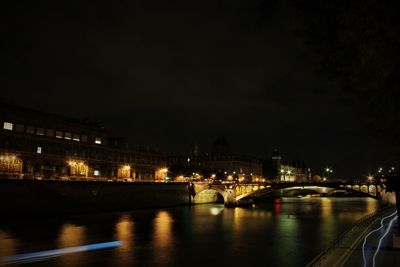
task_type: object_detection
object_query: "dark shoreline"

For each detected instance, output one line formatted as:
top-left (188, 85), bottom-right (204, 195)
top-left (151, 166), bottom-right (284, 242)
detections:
top-left (0, 179), bottom-right (191, 216)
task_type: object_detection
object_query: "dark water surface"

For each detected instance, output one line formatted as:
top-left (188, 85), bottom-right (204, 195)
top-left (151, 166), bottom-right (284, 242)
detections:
top-left (0, 198), bottom-right (379, 267)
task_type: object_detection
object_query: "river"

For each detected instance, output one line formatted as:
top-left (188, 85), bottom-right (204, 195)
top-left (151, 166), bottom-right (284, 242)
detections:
top-left (0, 197), bottom-right (379, 267)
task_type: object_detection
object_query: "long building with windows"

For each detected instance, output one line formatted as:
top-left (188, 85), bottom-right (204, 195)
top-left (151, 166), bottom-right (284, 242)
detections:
top-left (0, 104), bottom-right (168, 181)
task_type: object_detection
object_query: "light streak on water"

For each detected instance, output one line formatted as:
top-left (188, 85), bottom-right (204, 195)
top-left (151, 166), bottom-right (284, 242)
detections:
top-left (0, 240), bottom-right (122, 266)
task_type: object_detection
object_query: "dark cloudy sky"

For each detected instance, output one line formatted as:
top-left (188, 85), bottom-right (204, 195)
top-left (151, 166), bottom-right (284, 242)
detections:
top-left (1, 0), bottom-right (396, 179)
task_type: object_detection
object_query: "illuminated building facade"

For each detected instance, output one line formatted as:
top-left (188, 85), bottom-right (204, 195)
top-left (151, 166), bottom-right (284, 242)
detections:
top-left (168, 153), bottom-right (263, 182)
top-left (0, 104), bottom-right (167, 181)
top-left (169, 139), bottom-right (263, 182)
top-left (270, 149), bottom-right (310, 182)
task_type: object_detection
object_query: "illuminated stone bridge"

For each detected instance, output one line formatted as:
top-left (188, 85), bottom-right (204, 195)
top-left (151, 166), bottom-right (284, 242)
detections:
top-left (191, 182), bottom-right (383, 206)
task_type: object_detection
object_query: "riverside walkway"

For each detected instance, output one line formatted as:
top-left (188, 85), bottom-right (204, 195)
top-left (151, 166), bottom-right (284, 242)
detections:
top-left (307, 207), bottom-right (398, 267)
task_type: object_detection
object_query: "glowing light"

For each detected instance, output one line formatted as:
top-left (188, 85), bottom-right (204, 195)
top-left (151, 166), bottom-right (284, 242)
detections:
top-left (210, 207), bottom-right (224, 215)
top-left (3, 122), bottom-right (13, 131)
top-left (123, 165), bottom-right (131, 170)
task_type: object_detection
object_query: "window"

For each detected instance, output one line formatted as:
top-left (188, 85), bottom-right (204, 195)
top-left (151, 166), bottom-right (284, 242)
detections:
top-left (56, 131), bottom-right (63, 138)
top-left (73, 134), bottom-right (80, 142)
top-left (95, 137), bottom-right (102, 144)
top-left (3, 122), bottom-right (13, 131)
top-left (46, 129), bottom-right (54, 137)
top-left (26, 126), bottom-right (35, 134)
top-left (81, 135), bottom-right (88, 142)
top-left (15, 124), bottom-right (24, 133)
top-left (94, 170), bottom-right (100, 176)
top-left (37, 146), bottom-right (42, 154)
top-left (36, 128), bottom-right (45, 135)
top-left (64, 132), bottom-right (71, 140)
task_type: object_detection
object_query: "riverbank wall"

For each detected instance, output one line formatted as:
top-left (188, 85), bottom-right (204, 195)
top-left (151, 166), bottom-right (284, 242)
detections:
top-left (0, 179), bottom-right (190, 215)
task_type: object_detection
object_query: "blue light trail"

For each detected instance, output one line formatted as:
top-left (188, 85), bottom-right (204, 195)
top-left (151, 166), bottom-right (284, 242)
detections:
top-left (0, 240), bottom-right (122, 266)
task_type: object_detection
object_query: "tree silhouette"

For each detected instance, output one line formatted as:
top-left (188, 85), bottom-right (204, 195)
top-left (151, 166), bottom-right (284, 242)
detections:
top-left (289, 0), bottom-right (400, 234)
top-left (289, 0), bottom-right (400, 146)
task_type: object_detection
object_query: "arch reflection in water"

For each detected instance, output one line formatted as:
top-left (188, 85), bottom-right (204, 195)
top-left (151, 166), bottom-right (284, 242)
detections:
top-left (152, 211), bottom-right (174, 266)
top-left (210, 206), bottom-right (224, 216)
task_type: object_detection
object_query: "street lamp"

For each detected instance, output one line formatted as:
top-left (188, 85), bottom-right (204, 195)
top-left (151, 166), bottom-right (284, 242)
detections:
top-left (287, 170), bottom-right (292, 182)
top-left (280, 169), bottom-right (285, 182)
top-left (324, 167), bottom-right (333, 181)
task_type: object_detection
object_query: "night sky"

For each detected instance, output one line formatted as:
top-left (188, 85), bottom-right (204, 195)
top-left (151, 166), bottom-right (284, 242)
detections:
top-left (1, 0), bottom-right (397, 179)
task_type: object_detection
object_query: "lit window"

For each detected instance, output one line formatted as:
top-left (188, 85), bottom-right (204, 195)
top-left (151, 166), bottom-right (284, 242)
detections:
top-left (95, 137), bottom-right (102, 144)
top-left (94, 170), bottom-right (100, 176)
top-left (81, 135), bottom-right (88, 142)
top-left (36, 128), bottom-right (45, 135)
top-left (72, 134), bottom-right (80, 141)
top-left (37, 146), bottom-right (42, 154)
top-left (46, 129), bottom-right (54, 137)
top-left (64, 132), bottom-right (71, 140)
top-left (3, 122), bottom-right (13, 131)
top-left (26, 126), bottom-right (35, 134)
top-left (56, 131), bottom-right (63, 138)
top-left (15, 124), bottom-right (24, 132)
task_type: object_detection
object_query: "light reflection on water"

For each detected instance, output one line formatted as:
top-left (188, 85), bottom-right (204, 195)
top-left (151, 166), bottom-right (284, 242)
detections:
top-left (0, 231), bottom-right (17, 258)
top-left (114, 215), bottom-right (134, 265)
top-left (152, 211), bottom-right (174, 266)
top-left (0, 198), bottom-right (380, 267)
top-left (57, 224), bottom-right (87, 267)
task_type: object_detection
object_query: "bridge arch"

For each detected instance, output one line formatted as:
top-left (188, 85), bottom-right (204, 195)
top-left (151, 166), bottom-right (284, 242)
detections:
top-left (192, 182), bottom-right (381, 206)
top-left (193, 189), bottom-right (225, 204)
top-left (369, 185), bottom-right (377, 196)
top-left (352, 185), bottom-right (360, 191)
top-left (360, 185), bottom-right (368, 194)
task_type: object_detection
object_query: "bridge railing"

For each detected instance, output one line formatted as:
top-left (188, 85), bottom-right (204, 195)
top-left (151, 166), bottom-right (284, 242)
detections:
top-left (306, 206), bottom-right (394, 267)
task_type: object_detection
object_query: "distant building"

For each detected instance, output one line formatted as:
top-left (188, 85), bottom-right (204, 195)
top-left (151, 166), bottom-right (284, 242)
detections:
top-left (270, 149), bottom-right (310, 182)
top-left (0, 104), bottom-right (167, 181)
top-left (168, 138), bottom-right (263, 182)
